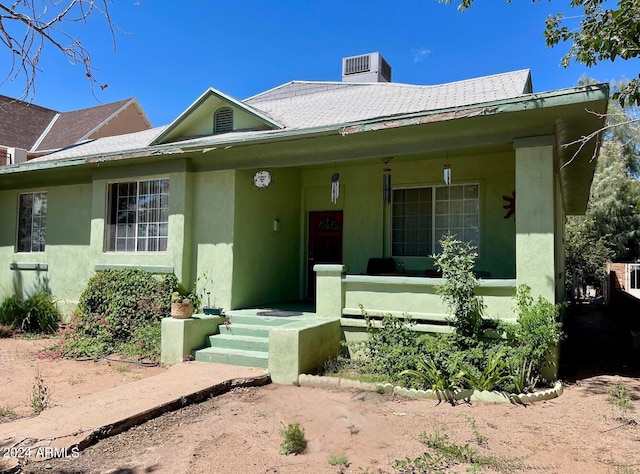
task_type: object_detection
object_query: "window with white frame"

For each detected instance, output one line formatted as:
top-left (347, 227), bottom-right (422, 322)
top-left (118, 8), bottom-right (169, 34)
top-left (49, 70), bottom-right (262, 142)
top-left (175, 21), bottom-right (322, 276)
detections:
top-left (17, 192), bottom-right (47, 252)
top-left (392, 184), bottom-right (479, 257)
top-left (106, 179), bottom-right (169, 252)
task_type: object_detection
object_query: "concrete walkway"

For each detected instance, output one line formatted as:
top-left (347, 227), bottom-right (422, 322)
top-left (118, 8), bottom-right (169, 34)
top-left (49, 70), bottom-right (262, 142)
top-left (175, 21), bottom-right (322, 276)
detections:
top-left (0, 362), bottom-right (270, 471)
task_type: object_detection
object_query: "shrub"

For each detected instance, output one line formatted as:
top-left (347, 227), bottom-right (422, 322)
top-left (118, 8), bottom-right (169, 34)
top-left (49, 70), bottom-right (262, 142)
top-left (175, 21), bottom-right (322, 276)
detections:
top-left (279, 422), bottom-right (307, 455)
top-left (433, 235), bottom-right (484, 340)
top-left (349, 310), bottom-right (424, 383)
top-left (0, 291), bottom-right (60, 334)
top-left (513, 285), bottom-right (563, 377)
top-left (57, 269), bottom-right (178, 361)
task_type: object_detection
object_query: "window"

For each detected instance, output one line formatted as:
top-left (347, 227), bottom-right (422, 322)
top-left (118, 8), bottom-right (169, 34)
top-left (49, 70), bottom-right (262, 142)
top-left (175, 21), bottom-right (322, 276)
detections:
top-left (392, 184), bottom-right (479, 257)
top-left (17, 192), bottom-right (47, 252)
top-left (106, 179), bottom-right (169, 252)
top-left (214, 107), bottom-right (233, 133)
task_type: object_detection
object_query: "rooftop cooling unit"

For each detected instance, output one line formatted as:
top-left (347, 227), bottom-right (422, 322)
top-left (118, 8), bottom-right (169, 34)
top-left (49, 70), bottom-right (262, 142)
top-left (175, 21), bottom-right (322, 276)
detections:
top-left (342, 52), bottom-right (392, 83)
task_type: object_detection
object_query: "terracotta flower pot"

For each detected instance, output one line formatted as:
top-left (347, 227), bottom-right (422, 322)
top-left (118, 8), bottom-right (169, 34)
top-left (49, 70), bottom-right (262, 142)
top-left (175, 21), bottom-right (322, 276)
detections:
top-left (171, 302), bottom-right (194, 319)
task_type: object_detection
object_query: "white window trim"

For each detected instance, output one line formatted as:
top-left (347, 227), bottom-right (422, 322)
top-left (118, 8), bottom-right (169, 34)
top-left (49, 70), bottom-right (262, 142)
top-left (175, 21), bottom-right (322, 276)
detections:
top-left (15, 191), bottom-right (47, 253)
top-left (390, 182), bottom-right (481, 258)
top-left (105, 178), bottom-right (170, 253)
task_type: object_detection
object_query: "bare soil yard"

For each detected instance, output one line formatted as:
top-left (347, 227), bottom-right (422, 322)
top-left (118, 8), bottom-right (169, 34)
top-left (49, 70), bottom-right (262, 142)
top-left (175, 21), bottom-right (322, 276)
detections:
top-left (1, 334), bottom-right (640, 473)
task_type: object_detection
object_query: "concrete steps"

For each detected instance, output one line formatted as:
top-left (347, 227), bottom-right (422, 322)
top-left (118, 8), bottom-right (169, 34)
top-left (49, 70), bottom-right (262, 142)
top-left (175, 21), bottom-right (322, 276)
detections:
top-left (195, 347), bottom-right (269, 368)
top-left (194, 313), bottom-right (304, 368)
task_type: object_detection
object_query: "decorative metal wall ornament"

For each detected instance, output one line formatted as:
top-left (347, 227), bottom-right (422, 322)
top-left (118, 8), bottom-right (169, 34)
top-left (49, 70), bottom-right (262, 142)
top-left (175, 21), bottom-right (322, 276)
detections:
top-left (503, 191), bottom-right (516, 220)
top-left (443, 164), bottom-right (452, 186)
top-left (331, 172), bottom-right (340, 204)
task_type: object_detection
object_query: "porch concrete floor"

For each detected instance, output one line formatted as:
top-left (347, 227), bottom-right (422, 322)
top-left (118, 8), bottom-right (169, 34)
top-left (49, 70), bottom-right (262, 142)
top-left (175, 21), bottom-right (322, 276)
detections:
top-left (229, 300), bottom-right (316, 319)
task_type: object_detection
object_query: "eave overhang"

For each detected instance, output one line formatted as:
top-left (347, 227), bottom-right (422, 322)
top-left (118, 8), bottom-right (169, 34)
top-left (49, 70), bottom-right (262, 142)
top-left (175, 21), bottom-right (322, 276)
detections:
top-left (0, 84), bottom-right (609, 214)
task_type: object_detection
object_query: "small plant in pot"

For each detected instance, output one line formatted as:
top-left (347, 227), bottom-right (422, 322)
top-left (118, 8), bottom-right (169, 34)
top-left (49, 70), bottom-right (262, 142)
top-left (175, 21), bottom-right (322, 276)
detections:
top-left (202, 291), bottom-right (223, 316)
top-left (170, 292), bottom-right (194, 319)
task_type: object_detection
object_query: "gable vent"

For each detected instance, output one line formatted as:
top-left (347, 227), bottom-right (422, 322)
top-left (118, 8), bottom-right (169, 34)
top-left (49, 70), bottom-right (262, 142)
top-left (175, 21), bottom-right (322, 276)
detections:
top-left (214, 107), bottom-right (233, 133)
top-left (342, 52), bottom-right (392, 83)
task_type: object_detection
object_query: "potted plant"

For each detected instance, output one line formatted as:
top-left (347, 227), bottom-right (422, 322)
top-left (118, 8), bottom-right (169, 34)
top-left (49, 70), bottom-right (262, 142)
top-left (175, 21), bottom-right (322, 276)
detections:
top-left (202, 290), bottom-right (223, 316)
top-left (170, 291), bottom-right (194, 319)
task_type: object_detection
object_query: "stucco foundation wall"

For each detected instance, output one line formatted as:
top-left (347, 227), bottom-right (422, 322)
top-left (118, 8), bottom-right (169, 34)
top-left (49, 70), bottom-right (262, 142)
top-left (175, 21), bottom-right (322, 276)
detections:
top-left (232, 168), bottom-right (302, 308)
top-left (161, 315), bottom-right (225, 365)
top-left (268, 319), bottom-right (342, 384)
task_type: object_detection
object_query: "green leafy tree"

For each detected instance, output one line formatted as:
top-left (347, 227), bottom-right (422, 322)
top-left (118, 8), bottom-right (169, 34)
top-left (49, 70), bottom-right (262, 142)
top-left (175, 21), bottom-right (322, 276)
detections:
top-left (564, 87), bottom-right (640, 294)
top-left (565, 216), bottom-right (614, 297)
top-left (440, 0), bottom-right (640, 108)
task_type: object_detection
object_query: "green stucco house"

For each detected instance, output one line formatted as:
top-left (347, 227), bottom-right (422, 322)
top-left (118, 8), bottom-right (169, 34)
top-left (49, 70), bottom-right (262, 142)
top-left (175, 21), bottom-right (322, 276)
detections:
top-left (0, 53), bottom-right (608, 380)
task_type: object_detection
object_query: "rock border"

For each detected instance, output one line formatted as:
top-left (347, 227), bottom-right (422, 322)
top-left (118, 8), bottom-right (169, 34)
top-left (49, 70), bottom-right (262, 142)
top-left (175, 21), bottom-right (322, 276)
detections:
top-left (298, 374), bottom-right (563, 404)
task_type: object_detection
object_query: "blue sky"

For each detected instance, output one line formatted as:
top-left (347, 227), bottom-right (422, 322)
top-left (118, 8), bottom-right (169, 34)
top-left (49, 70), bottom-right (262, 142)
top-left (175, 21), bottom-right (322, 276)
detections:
top-left (0, 1), bottom-right (635, 126)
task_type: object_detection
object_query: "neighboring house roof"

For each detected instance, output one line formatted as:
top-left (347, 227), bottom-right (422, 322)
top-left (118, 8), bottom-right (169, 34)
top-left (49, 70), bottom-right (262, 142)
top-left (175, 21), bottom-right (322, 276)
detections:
top-left (34, 98), bottom-right (151, 153)
top-left (0, 94), bottom-right (152, 155)
top-left (0, 95), bottom-right (57, 150)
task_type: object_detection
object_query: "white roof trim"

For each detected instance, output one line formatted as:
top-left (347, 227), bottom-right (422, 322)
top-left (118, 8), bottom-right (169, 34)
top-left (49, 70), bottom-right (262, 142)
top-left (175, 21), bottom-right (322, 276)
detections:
top-left (30, 113), bottom-right (60, 152)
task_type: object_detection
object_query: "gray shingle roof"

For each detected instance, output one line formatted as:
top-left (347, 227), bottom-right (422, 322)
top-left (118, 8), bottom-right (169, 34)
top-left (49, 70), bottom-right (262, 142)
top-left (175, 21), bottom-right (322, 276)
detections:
top-left (34, 69), bottom-right (533, 162)
top-left (35, 126), bottom-right (167, 161)
top-left (245, 69), bottom-right (532, 129)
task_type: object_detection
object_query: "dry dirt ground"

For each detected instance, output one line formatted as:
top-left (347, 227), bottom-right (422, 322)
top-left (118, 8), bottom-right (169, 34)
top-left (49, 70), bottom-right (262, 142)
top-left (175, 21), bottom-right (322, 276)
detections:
top-left (1, 337), bottom-right (639, 473)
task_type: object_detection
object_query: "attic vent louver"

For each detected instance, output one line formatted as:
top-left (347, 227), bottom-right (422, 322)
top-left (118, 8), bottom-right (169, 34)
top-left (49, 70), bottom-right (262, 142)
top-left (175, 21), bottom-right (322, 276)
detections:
top-left (214, 107), bottom-right (233, 133)
top-left (342, 52), bottom-right (391, 83)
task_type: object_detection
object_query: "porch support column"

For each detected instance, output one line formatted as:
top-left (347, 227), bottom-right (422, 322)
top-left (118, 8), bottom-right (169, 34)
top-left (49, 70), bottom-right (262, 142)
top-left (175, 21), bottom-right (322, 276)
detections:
top-left (314, 264), bottom-right (346, 319)
top-left (514, 136), bottom-right (556, 304)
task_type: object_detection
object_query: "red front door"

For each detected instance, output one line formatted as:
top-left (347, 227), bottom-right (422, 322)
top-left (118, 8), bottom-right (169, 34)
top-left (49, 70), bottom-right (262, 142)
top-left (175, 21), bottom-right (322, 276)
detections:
top-left (307, 211), bottom-right (343, 299)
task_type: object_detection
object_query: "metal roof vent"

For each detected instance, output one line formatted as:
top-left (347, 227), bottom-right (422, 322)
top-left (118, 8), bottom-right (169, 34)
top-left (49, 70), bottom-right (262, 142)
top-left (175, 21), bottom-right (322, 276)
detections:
top-left (342, 52), bottom-right (391, 83)
top-left (214, 107), bottom-right (233, 133)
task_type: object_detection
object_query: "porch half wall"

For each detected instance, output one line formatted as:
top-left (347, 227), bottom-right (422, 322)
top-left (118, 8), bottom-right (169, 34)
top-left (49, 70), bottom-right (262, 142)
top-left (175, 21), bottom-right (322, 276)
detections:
top-left (316, 264), bottom-right (517, 325)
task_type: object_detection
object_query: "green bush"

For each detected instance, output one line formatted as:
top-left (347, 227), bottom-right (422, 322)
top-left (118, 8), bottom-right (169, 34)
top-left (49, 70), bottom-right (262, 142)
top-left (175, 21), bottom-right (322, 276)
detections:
top-left (513, 285), bottom-right (563, 377)
top-left (57, 269), bottom-right (178, 360)
top-left (349, 310), bottom-right (424, 384)
top-left (433, 235), bottom-right (484, 340)
top-left (0, 291), bottom-right (60, 334)
top-left (279, 422), bottom-right (307, 455)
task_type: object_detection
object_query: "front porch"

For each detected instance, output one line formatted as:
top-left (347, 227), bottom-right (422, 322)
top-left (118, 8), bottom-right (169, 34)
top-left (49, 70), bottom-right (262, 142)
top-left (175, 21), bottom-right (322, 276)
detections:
top-left (162, 267), bottom-right (520, 384)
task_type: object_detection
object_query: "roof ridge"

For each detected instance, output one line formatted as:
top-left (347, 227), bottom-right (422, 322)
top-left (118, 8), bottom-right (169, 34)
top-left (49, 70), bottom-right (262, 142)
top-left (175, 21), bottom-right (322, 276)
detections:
top-left (245, 69), bottom-right (532, 103)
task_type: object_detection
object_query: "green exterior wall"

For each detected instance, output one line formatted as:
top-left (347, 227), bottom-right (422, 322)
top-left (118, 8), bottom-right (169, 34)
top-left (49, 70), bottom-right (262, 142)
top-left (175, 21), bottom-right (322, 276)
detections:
top-left (301, 151), bottom-right (516, 279)
top-left (191, 169), bottom-right (236, 310)
top-left (232, 168), bottom-right (302, 308)
top-left (514, 138), bottom-right (556, 303)
top-left (0, 183), bottom-right (94, 313)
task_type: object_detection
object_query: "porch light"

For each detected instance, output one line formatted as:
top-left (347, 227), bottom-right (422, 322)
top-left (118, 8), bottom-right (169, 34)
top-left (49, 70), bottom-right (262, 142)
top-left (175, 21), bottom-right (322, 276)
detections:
top-left (444, 164), bottom-right (451, 186)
